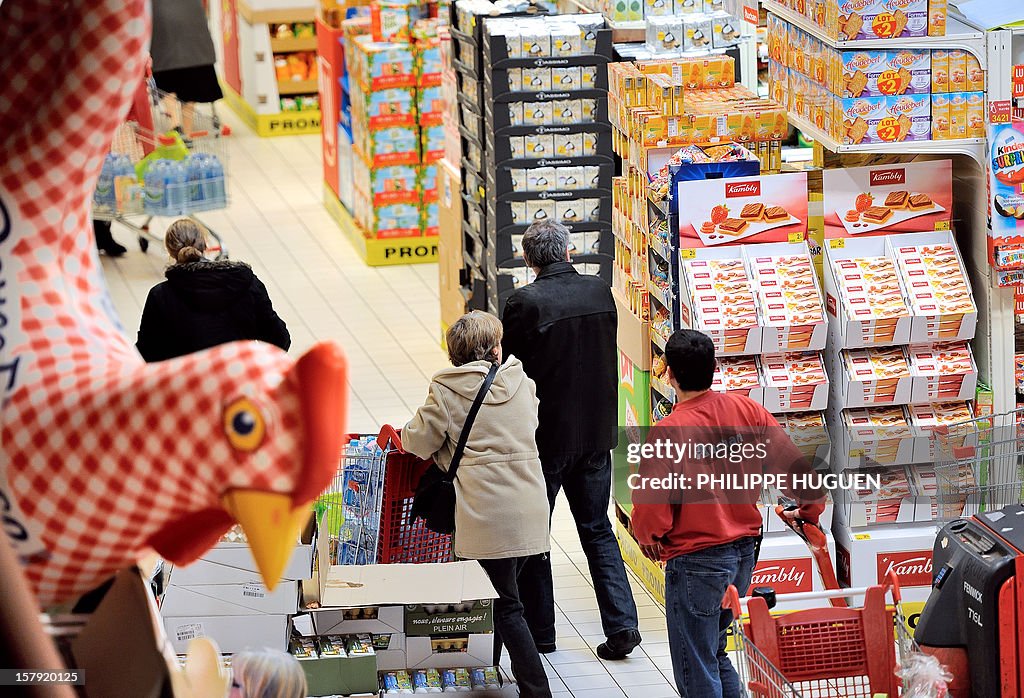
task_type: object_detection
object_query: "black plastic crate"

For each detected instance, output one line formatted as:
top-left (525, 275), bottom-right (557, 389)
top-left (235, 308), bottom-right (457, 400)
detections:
top-left (485, 161), bottom-right (615, 201)
top-left (485, 124), bottom-right (614, 167)
top-left (484, 63), bottom-right (609, 104)
top-left (484, 96), bottom-right (610, 136)
top-left (486, 192), bottom-right (612, 238)
top-left (482, 27), bottom-right (613, 70)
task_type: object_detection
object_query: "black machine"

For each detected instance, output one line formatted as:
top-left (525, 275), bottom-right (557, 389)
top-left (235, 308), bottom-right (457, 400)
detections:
top-left (915, 504), bottom-right (1024, 697)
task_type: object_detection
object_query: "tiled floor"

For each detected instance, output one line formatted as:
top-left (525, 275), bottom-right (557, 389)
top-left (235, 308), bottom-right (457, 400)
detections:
top-left (99, 107), bottom-right (679, 696)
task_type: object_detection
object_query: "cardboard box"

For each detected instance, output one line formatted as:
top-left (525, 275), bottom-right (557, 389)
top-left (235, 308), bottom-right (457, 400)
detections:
top-left (836, 94), bottom-right (930, 146)
top-left (746, 242), bottom-right (827, 353)
top-left (835, 346), bottom-right (914, 408)
top-left (822, 237), bottom-right (912, 349)
top-left (832, 518), bottom-right (937, 603)
top-left (310, 604), bottom-right (406, 637)
top-left (614, 350), bottom-right (651, 516)
top-left (164, 613), bottom-right (291, 654)
top-left (300, 652), bottom-right (378, 697)
top-left (822, 160), bottom-right (953, 239)
top-left (170, 514), bottom-right (322, 586)
top-left (405, 601), bottom-right (494, 636)
top-left (759, 352), bottom-right (830, 413)
top-left (679, 251), bottom-right (762, 356)
top-left (835, 404), bottom-right (917, 469)
top-left (830, 0), bottom-right (929, 40)
top-left (747, 530), bottom-right (838, 611)
top-left (437, 159), bottom-right (465, 334)
top-left (677, 173), bottom-right (808, 249)
top-left (161, 580), bottom-right (300, 617)
top-left (614, 287), bottom-right (652, 370)
top-left (907, 342), bottom-right (978, 403)
top-left (405, 633), bottom-right (495, 670)
top-left (321, 561), bottom-right (496, 607)
top-left (840, 50), bottom-right (930, 97)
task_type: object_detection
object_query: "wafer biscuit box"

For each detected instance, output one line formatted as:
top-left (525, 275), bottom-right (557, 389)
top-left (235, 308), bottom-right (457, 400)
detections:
top-left (836, 94), bottom-right (930, 146)
top-left (828, 0), bottom-right (929, 41)
top-left (840, 50), bottom-right (930, 98)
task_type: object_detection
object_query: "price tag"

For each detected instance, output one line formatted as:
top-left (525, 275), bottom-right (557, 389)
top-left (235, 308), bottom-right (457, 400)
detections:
top-left (829, 238), bottom-right (846, 249)
top-left (876, 69), bottom-right (903, 96)
top-left (871, 12), bottom-right (899, 39)
top-left (680, 248), bottom-right (696, 259)
top-left (788, 231), bottom-right (805, 243)
top-left (935, 220), bottom-right (951, 231)
top-left (876, 116), bottom-right (903, 143)
top-left (849, 447), bottom-right (865, 458)
top-left (855, 533), bottom-right (872, 540)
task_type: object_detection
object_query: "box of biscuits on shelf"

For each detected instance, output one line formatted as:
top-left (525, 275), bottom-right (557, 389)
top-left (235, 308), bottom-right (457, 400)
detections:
top-left (759, 352), bottom-right (830, 413)
top-left (679, 250), bottom-right (762, 356)
top-left (822, 236), bottom-right (912, 349)
top-left (837, 345), bottom-right (913, 408)
top-left (889, 231), bottom-right (977, 342)
top-left (907, 341), bottom-right (977, 403)
top-left (839, 405), bottom-right (916, 468)
top-left (907, 400), bottom-right (975, 462)
top-left (711, 355), bottom-right (763, 402)
top-left (745, 241), bottom-right (826, 352)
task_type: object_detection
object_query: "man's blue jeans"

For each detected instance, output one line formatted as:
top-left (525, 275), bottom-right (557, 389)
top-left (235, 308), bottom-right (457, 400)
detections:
top-left (665, 537), bottom-right (757, 698)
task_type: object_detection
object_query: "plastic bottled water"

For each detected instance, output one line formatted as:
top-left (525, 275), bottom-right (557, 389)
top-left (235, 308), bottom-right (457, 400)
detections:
top-left (165, 160), bottom-right (188, 214)
top-left (94, 153), bottom-right (117, 209)
top-left (186, 153), bottom-right (206, 205)
top-left (143, 160), bottom-right (168, 214)
top-left (202, 154), bottom-right (226, 206)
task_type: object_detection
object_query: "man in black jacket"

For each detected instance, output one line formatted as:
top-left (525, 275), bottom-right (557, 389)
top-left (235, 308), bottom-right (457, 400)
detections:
top-left (501, 220), bottom-right (641, 660)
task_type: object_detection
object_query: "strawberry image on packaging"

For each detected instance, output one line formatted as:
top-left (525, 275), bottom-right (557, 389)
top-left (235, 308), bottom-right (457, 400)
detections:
top-left (677, 172), bottom-right (808, 248)
top-left (823, 160), bottom-right (952, 238)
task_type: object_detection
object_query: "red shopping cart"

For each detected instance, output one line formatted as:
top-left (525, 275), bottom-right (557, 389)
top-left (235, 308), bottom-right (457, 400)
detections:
top-left (315, 426), bottom-right (453, 566)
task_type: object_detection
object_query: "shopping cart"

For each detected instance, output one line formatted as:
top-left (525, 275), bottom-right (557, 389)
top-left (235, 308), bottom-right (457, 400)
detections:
top-left (315, 426), bottom-right (454, 566)
top-left (92, 77), bottom-right (230, 259)
top-left (932, 407), bottom-right (1024, 520)
top-left (724, 573), bottom-right (921, 698)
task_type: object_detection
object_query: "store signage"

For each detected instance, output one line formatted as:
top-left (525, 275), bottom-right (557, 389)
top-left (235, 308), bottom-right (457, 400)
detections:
top-left (742, 3), bottom-right (758, 24)
top-left (876, 550), bottom-right (933, 587)
top-left (989, 100), bottom-right (1011, 124)
top-left (266, 115), bottom-right (322, 133)
top-left (382, 243), bottom-right (439, 260)
top-left (751, 558), bottom-right (812, 593)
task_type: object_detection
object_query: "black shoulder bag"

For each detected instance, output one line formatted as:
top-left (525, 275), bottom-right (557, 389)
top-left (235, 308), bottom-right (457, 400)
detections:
top-left (411, 362), bottom-right (498, 535)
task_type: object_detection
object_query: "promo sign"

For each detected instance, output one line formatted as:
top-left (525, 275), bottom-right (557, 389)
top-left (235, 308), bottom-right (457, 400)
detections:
top-left (988, 122), bottom-right (1024, 266)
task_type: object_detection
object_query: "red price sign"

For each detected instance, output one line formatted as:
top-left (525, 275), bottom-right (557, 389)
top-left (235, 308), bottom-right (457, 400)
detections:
top-left (876, 116), bottom-right (903, 142)
top-left (872, 12), bottom-right (899, 38)
top-left (876, 69), bottom-right (903, 96)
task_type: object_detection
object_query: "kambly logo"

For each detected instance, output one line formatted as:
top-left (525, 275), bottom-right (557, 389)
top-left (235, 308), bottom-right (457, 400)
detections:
top-left (751, 558), bottom-right (812, 593)
top-left (870, 168), bottom-right (907, 186)
top-left (876, 551), bottom-right (933, 587)
top-left (725, 181), bottom-right (761, 198)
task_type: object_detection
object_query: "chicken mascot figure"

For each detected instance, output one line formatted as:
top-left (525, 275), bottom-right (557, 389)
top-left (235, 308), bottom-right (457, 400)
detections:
top-left (0, 1), bottom-right (347, 609)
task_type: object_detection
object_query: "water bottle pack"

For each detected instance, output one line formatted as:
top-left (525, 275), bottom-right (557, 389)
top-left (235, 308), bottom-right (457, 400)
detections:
top-left (138, 154), bottom-right (226, 215)
top-left (337, 436), bottom-right (386, 565)
top-left (93, 152), bottom-right (138, 211)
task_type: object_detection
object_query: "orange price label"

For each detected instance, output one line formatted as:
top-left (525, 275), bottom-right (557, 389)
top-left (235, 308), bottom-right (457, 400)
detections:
top-left (876, 116), bottom-right (903, 142)
top-left (872, 12), bottom-right (899, 38)
top-left (876, 69), bottom-right (903, 96)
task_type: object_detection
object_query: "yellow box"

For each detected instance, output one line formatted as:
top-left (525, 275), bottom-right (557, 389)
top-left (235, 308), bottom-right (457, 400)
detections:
top-left (948, 49), bottom-right (968, 93)
top-left (949, 92), bottom-right (967, 139)
top-left (931, 50), bottom-right (948, 93)
top-left (931, 94), bottom-right (950, 140)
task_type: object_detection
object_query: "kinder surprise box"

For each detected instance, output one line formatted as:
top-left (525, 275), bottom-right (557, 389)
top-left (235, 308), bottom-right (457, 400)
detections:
top-left (677, 173), bottom-right (808, 249)
top-left (823, 160), bottom-right (952, 239)
top-left (988, 122), bottom-right (1024, 264)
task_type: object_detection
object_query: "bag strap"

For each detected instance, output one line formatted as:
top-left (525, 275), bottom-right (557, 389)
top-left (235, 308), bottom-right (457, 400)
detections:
top-left (446, 362), bottom-right (499, 482)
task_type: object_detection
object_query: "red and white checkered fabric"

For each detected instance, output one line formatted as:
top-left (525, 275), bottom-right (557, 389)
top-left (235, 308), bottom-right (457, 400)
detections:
top-left (0, 2), bottom-right (344, 605)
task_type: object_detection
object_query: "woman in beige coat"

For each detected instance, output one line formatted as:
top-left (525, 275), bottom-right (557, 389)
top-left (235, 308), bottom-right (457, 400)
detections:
top-left (404, 311), bottom-right (552, 698)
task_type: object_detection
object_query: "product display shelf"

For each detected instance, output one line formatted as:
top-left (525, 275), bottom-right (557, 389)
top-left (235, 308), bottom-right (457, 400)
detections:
top-left (788, 112), bottom-right (988, 167)
top-left (556, 0), bottom-right (644, 42)
top-left (763, 0), bottom-right (987, 62)
top-left (323, 183), bottom-right (439, 266)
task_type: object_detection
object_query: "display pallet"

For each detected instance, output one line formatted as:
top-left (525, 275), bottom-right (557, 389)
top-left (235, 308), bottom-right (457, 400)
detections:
top-left (323, 184), bottom-right (439, 266)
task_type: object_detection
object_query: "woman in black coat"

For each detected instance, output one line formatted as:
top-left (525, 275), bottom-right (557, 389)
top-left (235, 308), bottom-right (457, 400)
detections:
top-left (136, 219), bottom-right (290, 362)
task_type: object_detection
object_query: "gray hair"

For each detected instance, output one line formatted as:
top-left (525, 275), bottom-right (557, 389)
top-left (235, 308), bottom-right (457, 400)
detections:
top-left (521, 220), bottom-right (570, 268)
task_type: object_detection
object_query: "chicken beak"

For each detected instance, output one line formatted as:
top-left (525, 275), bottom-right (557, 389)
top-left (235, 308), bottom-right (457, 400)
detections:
top-left (221, 490), bottom-right (312, 591)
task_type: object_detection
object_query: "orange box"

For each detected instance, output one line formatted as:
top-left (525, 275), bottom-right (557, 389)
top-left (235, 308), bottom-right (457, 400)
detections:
top-left (966, 92), bottom-right (985, 138)
top-left (931, 94), bottom-right (950, 140)
top-left (948, 50), bottom-right (967, 93)
top-left (965, 53), bottom-right (985, 92)
top-left (931, 50), bottom-right (948, 93)
top-left (948, 93), bottom-right (967, 140)
top-left (928, 0), bottom-right (948, 37)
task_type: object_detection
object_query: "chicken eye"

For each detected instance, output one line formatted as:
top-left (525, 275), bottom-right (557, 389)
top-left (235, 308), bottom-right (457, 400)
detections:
top-left (224, 397), bottom-right (266, 452)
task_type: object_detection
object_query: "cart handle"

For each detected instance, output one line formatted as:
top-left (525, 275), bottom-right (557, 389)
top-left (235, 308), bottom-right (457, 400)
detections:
top-left (723, 583), bottom-right (905, 612)
top-left (377, 424), bottom-right (404, 452)
top-left (722, 584), bottom-right (742, 616)
top-left (774, 504), bottom-right (827, 550)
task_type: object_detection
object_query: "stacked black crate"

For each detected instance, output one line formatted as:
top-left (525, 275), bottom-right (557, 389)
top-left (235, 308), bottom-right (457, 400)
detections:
top-left (481, 15), bottom-right (615, 318)
top-left (449, 1), bottom-right (553, 311)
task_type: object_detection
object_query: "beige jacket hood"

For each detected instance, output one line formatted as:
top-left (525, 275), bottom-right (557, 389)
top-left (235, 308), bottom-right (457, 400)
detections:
top-left (403, 357), bottom-right (551, 560)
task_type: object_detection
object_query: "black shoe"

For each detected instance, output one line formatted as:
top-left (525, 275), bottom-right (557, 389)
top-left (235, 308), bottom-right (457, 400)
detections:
top-left (535, 642), bottom-right (556, 654)
top-left (596, 629), bottom-right (642, 660)
top-left (99, 240), bottom-right (128, 257)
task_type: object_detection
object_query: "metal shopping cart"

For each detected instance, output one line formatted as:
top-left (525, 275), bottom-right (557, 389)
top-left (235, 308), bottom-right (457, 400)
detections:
top-left (92, 77), bottom-right (230, 258)
top-left (315, 426), bottom-right (454, 566)
top-left (932, 407), bottom-right (1024, 520)
top-left (724, 574), bottom-right (922, 698)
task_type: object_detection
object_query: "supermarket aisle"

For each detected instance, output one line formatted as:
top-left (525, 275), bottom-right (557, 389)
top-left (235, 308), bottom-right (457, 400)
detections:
top-left (99, 108), bottom-right (679, 697)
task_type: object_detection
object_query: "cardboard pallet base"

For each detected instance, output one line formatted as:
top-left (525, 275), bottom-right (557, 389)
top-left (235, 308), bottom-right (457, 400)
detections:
top-left (323, 184), bottom-right (439, 266)
top-left (221, 82), bottom-right (321, 137)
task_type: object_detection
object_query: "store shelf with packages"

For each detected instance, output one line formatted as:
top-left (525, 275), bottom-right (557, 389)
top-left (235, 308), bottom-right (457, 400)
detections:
top-left (787, 112), bottom-right (988, 166)
top-left (762, 0), bottom-right (987, 62)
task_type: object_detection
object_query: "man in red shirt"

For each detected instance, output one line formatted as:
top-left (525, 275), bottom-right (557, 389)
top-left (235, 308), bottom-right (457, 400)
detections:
top-left (631, 330), bottom-right (823, 698)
